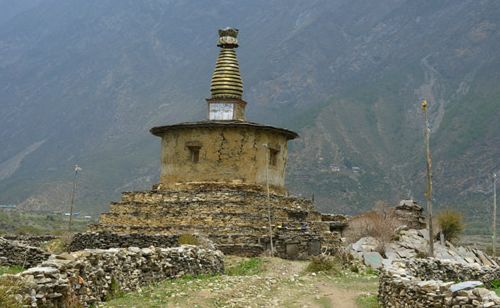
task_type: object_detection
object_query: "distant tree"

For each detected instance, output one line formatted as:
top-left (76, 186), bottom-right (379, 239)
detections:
top-left (343, 158), bottom-right (353, 169)
top-left (437, 209), bottom-right (464, 243)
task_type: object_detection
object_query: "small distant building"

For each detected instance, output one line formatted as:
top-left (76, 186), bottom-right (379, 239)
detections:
top-left (0, 204), bottom-right (16, 210)
top-left (330, 164), bottom-right (340, 172)
top-left (64, 212), bottom-right (80, 217)
top-left (352, 166), bottom-right (361, 173)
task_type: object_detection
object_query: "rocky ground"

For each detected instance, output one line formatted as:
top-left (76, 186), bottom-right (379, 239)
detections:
top-left (103, 256), bottom-right (379, 308)
top-left (350, 228), bottom-right (498, 270)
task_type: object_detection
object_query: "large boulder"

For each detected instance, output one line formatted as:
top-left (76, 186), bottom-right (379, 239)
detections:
top-left (352, 236), bottom-right (380, 253)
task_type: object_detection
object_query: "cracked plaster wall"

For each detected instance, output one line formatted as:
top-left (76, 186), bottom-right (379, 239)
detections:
top-left (158, 126), bottom-right (289, 192)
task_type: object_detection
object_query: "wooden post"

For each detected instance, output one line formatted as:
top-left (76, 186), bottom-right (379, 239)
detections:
top-left (421, 100), bottom-right (434, 257)
top-left (263, 144), bottom-right (274, 257)
top-left (493, 173), bottom-right (497, 256)
top-left (68, 165), bottom-right (81, 232)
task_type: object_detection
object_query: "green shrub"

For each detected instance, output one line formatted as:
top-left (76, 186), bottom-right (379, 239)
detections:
top-left (350, 264), bottom-right (359, 273)
top-left (305, 255), bottom-right (342, 275)
top-left (226, 258), bottom-right (263, 276)
top-left (178, 234), bottom-right (199, 245)
top-left (437, 210), bottom-right (464, 243)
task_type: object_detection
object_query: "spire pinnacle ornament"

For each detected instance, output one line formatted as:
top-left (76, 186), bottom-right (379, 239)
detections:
top-left (207, 28), bottom-right (246, 121)
top-left (210, 27), bottom-right (243, 100)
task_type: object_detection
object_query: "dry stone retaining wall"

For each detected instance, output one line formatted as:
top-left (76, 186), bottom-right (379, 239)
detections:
top-left (265, 231), bottom-right (322, 260)
top-left (89, 185), bottom-right (341, 259)
top-left (94, 186), bottom-right (326, 237)
top-left (3, 245), bottom-right (223, 307)
top-left (404, 259), bottom-right (500, 287)
top-left (2, 235), bottom-right (58, 247)
top-left (0, 237), bottom-right (50, 268)
top-left (69, 231), bottom-right (180, 251)
top-left (70, 230), bottom-right (327, 260)
top-left (379, 259), bottom-right (500, 307)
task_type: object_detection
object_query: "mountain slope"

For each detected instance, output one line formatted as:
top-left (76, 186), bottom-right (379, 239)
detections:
top-left (0, 0), bottom-right (499, 223)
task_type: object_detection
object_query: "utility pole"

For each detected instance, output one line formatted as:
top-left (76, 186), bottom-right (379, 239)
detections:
top-left (68, 165), bottom-right (81, 232)
top-left (421, 99), bottom-right (434, 257)
top-left (493, 172), bottom-right (497, 256)
top-left (263, 144), bottom-right (274, 257)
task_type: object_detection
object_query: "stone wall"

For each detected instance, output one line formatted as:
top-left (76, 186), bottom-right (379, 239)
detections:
top-left (91, 184), bottom-right (341, 259)
top-left (394, 200), bottom-right (426, 229)
top-left (69, 231), bottom-right (179, 251)
top-left (379, 259), bottom-right (500, 307)
top-left (321, 214), bottom-right (349, 234)
top-left (2, 235), bottom-right (58, 247)
top-left (404, 259), bottom-right (500, 286)
top-left (4, 245), bottom-right (223, 307)
top-left (70, 229), bottom-right (334, 260)
top-left (0, 237), bottom-right (50, 268)
top-left (95, 185), bottom-right (324, 236)
top-left (266, 232), bottom-right (322, 260)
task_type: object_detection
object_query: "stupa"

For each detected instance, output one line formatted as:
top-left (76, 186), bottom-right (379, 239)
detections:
top-left (89, 28), bottom-right (340, 258)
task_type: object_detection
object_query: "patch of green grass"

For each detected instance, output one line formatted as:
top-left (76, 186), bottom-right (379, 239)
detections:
top-left (365, 267), bottom-right (378, 276)
top-left (490, 279), bottom-right (500, 296)
top-left (316, 296), bottom-right (333, 308)
top-left (494, 288), bottom-right (500, 297)
top-left (225, 257), bottom-right (264, 276)
top-left (323, 270), bottom-right (379, 293)
top-left (356, 294), bottom-right (379, 308)
top-left (178, 234), bottom-right (199, 245)
top-left (104, 274), bottom-right (218, 307)
top-left (0, 266), bottom-right (24, 276)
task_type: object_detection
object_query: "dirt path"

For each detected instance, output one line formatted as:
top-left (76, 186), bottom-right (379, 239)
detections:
top-left (104, 256), bottom-right (379, 308)
top-left (261, 257), bottom-right (377, 308)
top-left (316, 282), bottom-right (362, 308)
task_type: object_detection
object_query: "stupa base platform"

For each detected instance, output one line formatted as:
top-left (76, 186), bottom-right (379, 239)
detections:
top-left (79, 183), bottom-right (341, 259)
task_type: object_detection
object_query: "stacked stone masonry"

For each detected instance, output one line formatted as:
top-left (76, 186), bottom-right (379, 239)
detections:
top-left (379, 258), bottom-right (500, 307)
top-left (321, 213), bottom-right (349, 234)
top-left (69, 232), bottom-right (180, 252)
top-left (394, 199), bottom-right (426, 230)
top-left (90, 184), bottom-right (341, 259)
top-left (2, 235), bottom-right (58, 247)
top-left (3, 245), bottom-right (223, 307)
top-left (0, 237), bottom-right (50, 268)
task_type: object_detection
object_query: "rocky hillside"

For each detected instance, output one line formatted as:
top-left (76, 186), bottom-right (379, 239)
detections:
top-left (0, 0), bottom-right (499, 223)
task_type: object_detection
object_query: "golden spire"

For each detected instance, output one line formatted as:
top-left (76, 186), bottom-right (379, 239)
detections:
top-left (210, 28), bottom-right (243, 99)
